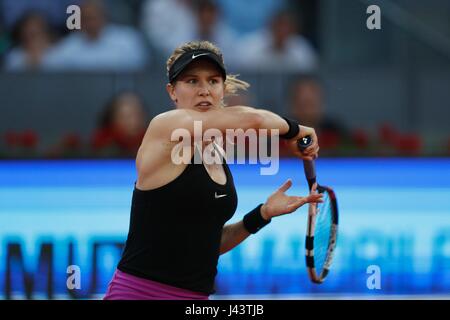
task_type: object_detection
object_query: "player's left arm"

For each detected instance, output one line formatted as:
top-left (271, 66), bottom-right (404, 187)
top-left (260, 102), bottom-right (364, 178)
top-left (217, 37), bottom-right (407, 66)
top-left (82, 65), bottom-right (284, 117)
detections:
top-left (219, 221), bottom-right (251, 255)
top-left (219, 181), bottom-right (322, 255)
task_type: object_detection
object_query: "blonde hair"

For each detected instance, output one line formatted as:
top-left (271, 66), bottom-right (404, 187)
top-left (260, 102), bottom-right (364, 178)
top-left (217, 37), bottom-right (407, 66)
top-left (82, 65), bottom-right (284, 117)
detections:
top-left (166, 41), bottom-right (250, 97)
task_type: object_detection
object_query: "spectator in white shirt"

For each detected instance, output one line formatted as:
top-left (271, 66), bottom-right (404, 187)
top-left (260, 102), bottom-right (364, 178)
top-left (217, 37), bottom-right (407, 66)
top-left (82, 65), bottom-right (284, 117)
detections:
top-left (237, 10), bottom-right (318, 73)
top-left (140, 0), bottom-right (196, 56)
top-left (45, 0), bottom-right (149, 71)
top-left (0, 0), bottom-right (79, 30)
top-left (191, 0), bottom-right (238, 68)
top-left (3, 11), bottom-right (55, 71)
top-left (216, 0), bottom-right (286, 36)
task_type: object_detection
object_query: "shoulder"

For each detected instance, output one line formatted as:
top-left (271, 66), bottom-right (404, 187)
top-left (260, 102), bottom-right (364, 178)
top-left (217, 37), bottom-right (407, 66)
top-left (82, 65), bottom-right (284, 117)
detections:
top-left (288, 36), bottom-right (317, 55)
top-left (146, 109), bottom-right (193, 138)
top-left (151, 109), bottom-right (191, 124)
top-left (152, 108), bottom-right (224, 125)
top-left (104, 24), bottom-right (143, 42)
top-left (241, 30), bottom-right (269, 48)
top-left (46, 33), bottom-right (83, 57)
top-left (149, 107), bottom-right (256, 137)
top-left (55, 32), bottom-right (84, 48)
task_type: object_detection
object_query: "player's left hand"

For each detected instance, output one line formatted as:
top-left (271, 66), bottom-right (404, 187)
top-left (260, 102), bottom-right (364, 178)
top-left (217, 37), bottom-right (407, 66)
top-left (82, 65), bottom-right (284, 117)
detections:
top-left (260, 179), bottom-right (323, 220)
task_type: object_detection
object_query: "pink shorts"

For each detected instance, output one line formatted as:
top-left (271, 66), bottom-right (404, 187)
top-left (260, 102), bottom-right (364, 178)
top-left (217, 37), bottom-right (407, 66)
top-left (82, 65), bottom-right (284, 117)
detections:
top-left (103, 269), bottom-right (209, 300)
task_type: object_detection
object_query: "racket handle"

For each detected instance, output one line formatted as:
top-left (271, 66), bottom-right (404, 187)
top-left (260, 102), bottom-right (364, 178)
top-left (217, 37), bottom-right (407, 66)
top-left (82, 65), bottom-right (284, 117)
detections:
top-left (297, 136), bottom-right (317, 190)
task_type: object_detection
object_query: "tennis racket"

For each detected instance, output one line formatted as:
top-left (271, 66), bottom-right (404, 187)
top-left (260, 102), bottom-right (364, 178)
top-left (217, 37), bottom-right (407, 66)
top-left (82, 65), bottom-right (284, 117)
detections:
top-left (298, 136), bottom-right (339, 284)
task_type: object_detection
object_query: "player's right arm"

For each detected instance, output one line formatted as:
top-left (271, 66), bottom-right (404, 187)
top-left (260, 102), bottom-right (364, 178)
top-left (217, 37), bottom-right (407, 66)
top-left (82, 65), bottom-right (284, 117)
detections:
top-left (135, 106), bottom-right (318, 187)
top-left (135, 106), bottom-right (275, 185)
top-left (172, 106), bottom-right (318, 159)
top-left (151, 106), bottom-right (267, 137)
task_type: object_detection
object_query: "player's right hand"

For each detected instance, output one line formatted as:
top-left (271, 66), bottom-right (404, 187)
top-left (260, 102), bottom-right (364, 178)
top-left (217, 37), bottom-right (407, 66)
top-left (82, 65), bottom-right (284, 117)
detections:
top-left (287, 125), bottom-right (319, 161)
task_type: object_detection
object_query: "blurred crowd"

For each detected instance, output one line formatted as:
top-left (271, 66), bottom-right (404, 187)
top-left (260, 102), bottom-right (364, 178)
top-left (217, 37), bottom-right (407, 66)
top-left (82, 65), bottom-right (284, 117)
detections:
top-left (1, 76), bottom-right (432, 159)
top-left (0, 0), bottom-right (445, 158)
top-left (0, 0), bottom-right (318, 73)
top-left (4, 90), bottom-right (148, 158)
top-left (280, 76), bottom-right (426, 158)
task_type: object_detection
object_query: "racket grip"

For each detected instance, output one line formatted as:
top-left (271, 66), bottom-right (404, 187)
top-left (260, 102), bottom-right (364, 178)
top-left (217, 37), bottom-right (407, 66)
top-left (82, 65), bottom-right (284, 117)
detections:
top-left (297, 136), bottom-right (317, 190)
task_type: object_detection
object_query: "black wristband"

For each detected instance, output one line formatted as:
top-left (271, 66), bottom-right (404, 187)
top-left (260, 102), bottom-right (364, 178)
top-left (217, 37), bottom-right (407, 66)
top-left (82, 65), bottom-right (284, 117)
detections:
top-left (280, 116), bottom-right (300, 140)
top-left (243, 204), bottom-right (271, 234)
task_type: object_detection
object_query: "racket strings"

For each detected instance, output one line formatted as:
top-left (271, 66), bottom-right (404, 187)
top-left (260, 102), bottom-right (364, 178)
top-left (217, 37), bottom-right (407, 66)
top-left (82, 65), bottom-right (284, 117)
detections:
top-left (313, 191), bottom-right (333, 273)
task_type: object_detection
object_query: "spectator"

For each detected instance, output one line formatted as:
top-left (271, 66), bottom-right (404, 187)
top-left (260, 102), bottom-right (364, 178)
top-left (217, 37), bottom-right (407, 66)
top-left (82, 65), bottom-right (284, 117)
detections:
top-left (237, 10), bottom-right (318, 73)
top-left (0, 0), bottom-right (79, 30)
top-left (141, 0), bottom-right (196, 56)
top-left (281, 77), bottom-right (347, 156)
top-left (3, 11), bottom-right (55, 71)
top-left (216, 0), bottom-right (286, 36)
top-left (191, 0), bottom-right (238, 67)
top-left (45, 0), bottom-right (149, 71)
top-left (91, 91), bottom-right (149, 157)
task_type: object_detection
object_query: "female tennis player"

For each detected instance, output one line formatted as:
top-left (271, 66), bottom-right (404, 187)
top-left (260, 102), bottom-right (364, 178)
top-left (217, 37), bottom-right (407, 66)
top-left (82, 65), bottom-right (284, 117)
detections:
top-left (103, 40), bottom-right (322, 300)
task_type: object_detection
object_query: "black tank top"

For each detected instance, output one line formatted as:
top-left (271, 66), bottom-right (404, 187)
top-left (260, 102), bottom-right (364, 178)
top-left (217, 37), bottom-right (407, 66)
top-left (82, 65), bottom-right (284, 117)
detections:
top-left (117, 147), bottom-right (238, 294)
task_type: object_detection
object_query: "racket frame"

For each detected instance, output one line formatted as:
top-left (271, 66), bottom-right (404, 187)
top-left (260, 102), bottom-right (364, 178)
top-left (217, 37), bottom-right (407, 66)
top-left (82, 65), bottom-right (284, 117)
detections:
top-left (297, 135), bottom-right (339, 284)
top-left (305, 184), bottom-right (338, 284)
